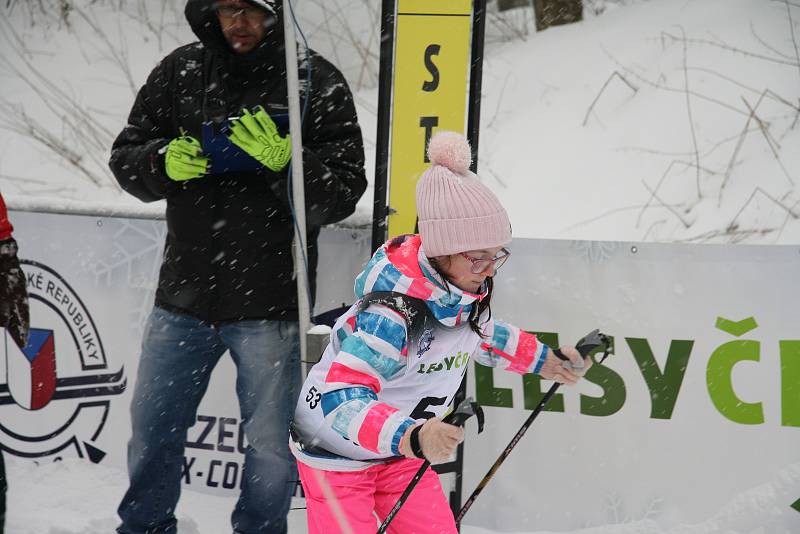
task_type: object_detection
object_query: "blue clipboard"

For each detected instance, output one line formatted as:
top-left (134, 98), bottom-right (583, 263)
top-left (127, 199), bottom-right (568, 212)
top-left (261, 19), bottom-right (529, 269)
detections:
top-left (201, 112), bottom-right (289, 174)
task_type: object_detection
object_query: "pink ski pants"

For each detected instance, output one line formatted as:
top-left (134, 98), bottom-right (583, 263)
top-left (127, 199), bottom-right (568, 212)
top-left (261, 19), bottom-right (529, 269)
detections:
top-left (297, 458), bottom-right (458, 534)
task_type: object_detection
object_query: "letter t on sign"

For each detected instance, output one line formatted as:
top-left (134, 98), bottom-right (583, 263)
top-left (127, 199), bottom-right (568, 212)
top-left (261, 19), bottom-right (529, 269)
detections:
top-left (420, 116), bottom-right (439, 162)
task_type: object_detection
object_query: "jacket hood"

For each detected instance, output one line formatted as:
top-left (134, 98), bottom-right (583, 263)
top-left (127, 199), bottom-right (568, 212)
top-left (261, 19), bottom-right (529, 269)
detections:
top-left (354, 234), bottom-right (486, 327)
top-left (184, 0), bottom-right (284, 66)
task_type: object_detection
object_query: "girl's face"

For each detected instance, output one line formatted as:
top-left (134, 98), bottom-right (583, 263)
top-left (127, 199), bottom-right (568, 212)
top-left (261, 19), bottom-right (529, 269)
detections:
top-left (434, 246), bottom-right (506, 294)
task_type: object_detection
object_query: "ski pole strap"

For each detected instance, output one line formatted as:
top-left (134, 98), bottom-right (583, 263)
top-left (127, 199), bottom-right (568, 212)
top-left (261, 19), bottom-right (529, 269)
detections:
top-left (409, 426), bottom-right (425, 459)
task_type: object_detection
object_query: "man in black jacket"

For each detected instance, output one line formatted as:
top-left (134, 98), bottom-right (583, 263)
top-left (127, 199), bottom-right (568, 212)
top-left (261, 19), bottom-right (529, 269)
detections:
top-left (110, 1), bottom-right (366, 533)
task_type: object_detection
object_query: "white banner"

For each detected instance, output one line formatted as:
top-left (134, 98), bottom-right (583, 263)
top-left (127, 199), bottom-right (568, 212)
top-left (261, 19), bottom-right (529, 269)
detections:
top-left (1, 209), bottom-right (370, 496)
top-left (2, 210), bottom-right (798, 530)
top-left (464, 239), bottom-right (799, 531)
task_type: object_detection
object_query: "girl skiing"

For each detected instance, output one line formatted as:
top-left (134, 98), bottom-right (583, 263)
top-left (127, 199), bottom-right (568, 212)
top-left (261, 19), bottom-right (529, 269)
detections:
top-left (290, 131), bottom-right (592, 533)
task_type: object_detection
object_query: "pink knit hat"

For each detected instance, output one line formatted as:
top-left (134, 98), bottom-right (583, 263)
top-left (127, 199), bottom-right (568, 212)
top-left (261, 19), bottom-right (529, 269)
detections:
top-left (416, 131), bottom-right (512, 257)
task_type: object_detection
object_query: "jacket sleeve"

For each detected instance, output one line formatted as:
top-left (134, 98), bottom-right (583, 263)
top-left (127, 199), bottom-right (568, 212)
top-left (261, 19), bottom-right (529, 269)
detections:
top-left (473, 318), bottom-right (549, 375)
top-left (300, 59), bottom-right (367, 226)
top-left (108, 56), bottom-right (179, 202)
top-left (318, 304), bottom-right (416, 457)
top-left (0, 193), bottom-right (12, 240)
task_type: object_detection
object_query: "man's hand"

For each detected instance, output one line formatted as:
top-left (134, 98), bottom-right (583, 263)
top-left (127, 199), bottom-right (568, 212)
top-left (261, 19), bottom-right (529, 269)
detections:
top-left (539, 346), bottom-right (593, 385)
top-left (0, 238), bottom-right (29, 349)
top-left (164, 136), bottom-right (209, 181)
top-left (227, 106), bottom-right (291, 172)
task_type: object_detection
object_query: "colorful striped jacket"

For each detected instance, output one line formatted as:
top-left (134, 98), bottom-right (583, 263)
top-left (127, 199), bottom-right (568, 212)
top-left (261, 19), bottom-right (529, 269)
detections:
top-left (290, 234), bottom-right (548, 471)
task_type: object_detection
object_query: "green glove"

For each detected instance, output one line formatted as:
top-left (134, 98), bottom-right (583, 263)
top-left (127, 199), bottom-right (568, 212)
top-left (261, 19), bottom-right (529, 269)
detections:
top-left (164, 135), bottom-right (209, 181)
top-left (227, 106), bottom-right (291, 172)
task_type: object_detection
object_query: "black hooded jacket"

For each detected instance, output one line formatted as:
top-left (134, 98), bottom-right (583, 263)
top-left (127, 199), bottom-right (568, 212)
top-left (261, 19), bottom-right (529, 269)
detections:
top-left (109, 0), bottom-right (366, 322)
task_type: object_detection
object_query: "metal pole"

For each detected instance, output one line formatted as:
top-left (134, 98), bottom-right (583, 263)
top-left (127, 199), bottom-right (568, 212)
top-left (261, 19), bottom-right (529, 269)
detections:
top-left (283, 0), bottom-right (309, 363)
top-left (371, 0), bottom-right (397, 253)
top-left (467, 0), bottom-right (487, 173)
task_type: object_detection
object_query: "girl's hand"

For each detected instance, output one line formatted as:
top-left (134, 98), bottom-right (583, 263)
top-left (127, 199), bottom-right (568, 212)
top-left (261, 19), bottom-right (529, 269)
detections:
top-left (539, 346), bottom-right (592, 385)
top-left (400, 417), bottom-right (464, 464)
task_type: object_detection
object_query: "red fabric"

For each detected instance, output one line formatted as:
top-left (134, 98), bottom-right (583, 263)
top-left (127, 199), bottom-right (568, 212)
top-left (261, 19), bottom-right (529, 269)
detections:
top-left (357, 402), bottom-right (398, 453)
top-left (30, 334), bottom-right (57, 410)
top-left (481, 328), bottom-right (541, 375)
top-left (0, 193), bottom-right (13, 240)
top-left (506, 330), bottom-right (541, 374)
top-left (385, 234), bottom-right (425, 279)
top-left (298, 458), bottom-right (457, 534)
top-left (326, 362), bottom-right (382, 394)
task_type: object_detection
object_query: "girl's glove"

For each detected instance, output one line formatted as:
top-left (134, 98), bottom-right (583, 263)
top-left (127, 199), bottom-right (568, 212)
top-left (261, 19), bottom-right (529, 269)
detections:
top-left (227, 106), bottom-right (291, 172)
top-left (163, 136), bottom-right (209, 181)
top-left (400, 417), bottom-right (464, 464)
top-left (539, 345), bottom-right (593, 385)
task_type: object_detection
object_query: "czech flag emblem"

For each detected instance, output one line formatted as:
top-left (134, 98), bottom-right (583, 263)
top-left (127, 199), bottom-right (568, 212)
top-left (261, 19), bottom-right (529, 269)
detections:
top-left (7, 328), bottom-right (57, 410)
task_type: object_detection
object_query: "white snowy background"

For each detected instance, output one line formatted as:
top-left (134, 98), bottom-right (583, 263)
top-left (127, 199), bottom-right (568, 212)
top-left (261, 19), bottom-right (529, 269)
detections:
top-left (1, 0), bottom-right (799, 532)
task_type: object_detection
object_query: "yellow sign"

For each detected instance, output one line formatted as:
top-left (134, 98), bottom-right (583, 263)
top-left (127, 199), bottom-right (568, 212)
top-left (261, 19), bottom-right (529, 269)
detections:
top-left (388, 0), bottom-right (473, 238)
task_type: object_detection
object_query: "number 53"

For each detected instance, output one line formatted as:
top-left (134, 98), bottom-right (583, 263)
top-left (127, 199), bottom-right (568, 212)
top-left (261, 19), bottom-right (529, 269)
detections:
top-left (306, 386), bottom-right (321, 409)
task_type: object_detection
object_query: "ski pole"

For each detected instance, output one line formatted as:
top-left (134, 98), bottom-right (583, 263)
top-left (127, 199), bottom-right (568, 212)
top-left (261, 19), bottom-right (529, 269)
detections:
top-left (376, 397), bottom-right (485, 534)
top-left (454, 329), bottom-right (611, 525)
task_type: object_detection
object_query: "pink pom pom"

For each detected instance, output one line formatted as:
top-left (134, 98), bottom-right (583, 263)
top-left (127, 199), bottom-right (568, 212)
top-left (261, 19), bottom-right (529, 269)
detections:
top-left (427, 131), bottom-right (472, 174)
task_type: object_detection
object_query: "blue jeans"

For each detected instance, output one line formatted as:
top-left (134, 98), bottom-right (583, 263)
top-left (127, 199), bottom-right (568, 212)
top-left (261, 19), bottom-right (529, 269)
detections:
top-left (117, 307), bottom-right (301, 534)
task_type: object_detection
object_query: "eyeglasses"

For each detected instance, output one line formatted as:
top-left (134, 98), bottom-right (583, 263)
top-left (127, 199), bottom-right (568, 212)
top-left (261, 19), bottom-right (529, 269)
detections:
top-left (215, 4), bottom-right (267, 20)
top-left (459, 248), bottom-right (511, 274)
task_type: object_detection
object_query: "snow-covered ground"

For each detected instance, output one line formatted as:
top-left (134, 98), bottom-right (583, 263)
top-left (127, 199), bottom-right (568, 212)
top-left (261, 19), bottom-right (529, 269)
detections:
top-left (6, 456), bottom-right (799, 534)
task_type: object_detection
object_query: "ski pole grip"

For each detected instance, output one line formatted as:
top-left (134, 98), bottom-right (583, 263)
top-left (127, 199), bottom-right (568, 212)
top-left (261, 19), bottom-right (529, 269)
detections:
top-left (444, 411), bottom-right (473, 427)
top-left (554, 329), bottom-right (608, 360)
top-left (443, 397), bottom-right (485, 433)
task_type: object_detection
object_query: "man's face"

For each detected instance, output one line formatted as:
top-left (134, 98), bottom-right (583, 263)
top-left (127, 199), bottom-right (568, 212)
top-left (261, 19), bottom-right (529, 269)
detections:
top-left (215, 0), bottom-right (270, 55)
